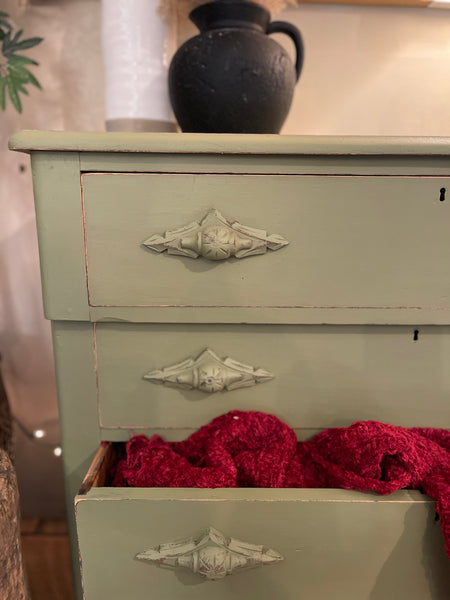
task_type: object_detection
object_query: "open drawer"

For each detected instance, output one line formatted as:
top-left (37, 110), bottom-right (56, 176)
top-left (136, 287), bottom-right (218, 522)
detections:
top-left (75, 444), bottom-right (450, 600)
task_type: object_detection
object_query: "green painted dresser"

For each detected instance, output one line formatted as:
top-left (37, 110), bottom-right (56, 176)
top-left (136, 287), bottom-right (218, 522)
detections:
top-left (9, 132), bottom-right (450, 599)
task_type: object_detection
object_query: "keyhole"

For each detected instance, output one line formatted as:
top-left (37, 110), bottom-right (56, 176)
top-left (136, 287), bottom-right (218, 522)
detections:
top-left (440, 188), bottom-right (446, 202)
top-left (413, 329), bottom-right (419, 341)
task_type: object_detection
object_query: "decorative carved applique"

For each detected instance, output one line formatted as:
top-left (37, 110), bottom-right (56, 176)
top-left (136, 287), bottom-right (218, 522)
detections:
top-left (142, 208), bottom-right (289, 261)
top-left (143, 348), bottom-right (274, 393)
top-left (136, 526), bottom-right (283, 580)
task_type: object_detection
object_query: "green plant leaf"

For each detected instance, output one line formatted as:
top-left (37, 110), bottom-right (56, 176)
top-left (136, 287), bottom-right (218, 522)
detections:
top-left (9, 36), bottom-right (43, 52)
top-left (0, 77), bottom-right (6, 110)
top-left (7, 78), bottom-right (22, 113)
top-left (2, 30), bottom-right (43, 56)
top-left (9, 65), bottom-right (41, 89)
top-left (8, 62), bottom-right (28, 81)
top-left (8, 61), bottom-right (41, 86)
top-left (11, 29), bottom-right (23, 44)
top-left (8, 62), bottom-right (25, 75)
top-left (0, 12), bottom-right (12, 35)
top-left (1, 30), bottom-right (12, 55)
top-left (23, 67), bottom-right (41, 89)
top-left (15, 82), bottom-right (29, 95)
top-left (0, 13), bottom-right (43, 111)
top-left (9, 54), bottom-right (38, 67)
top-left (8, 74), bottom-right (26, 89)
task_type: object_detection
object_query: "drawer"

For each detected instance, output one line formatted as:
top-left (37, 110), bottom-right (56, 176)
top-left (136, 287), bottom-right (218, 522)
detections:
top-left (94, 323), bottom-right (450, 433)
top-left (75, 445), bottom-right (450, 600)
top-left (82, 173), bottom-right (450, 311)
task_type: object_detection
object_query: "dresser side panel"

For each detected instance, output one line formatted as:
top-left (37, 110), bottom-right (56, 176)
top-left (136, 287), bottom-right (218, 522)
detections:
top-left (30, 152), bottom-right (89, 320)
top-left (51, 320), bottom-right (100, 599)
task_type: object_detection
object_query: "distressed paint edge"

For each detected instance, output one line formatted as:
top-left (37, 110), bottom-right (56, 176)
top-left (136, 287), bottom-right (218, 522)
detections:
top-left (74, 486), bottom-right (432, 505)
top-left (9, 131), bottom-right (450, 156)
top-left (87, 305), bottom-right (450, 325)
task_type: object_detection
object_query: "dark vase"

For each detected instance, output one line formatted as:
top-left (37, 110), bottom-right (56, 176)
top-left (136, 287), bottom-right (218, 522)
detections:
top-left (168, 0), bottom-right (304, 134)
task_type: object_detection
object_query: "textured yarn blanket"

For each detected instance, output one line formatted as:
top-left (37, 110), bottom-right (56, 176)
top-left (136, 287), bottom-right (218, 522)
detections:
top-left (113, 410), bottom-right (450, 558)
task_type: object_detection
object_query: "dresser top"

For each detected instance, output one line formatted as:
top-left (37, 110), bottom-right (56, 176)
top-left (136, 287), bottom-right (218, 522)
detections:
top-left (8, 131), bottom-right (450, 156)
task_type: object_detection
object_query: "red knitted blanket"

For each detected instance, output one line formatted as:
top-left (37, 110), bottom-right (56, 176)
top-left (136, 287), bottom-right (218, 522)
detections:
top-left (113, 410), bottom-right (450, 559)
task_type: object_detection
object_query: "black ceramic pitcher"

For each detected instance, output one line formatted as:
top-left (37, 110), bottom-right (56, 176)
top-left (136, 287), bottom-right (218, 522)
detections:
top-left (168, 0), bottom-right (304, 133)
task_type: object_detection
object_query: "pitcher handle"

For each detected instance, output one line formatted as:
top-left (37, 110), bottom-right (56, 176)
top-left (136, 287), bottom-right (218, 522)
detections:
top-left (267, 21), bottom-right (304, 81)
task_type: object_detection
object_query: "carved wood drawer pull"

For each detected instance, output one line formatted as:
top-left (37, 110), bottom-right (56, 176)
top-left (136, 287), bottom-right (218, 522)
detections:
top-left (142, 208), bottom-right (289, 261)
top-left (136, 526), bottom-right (284, 580)
top-left (144, 348), bottom-right (273, 393)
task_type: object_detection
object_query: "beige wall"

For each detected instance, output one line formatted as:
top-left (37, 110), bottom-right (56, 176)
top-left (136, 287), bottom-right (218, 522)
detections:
top-left (283, 4), bottom-right (450, 135)
top-left (1, 1), bottom-right (450, 518)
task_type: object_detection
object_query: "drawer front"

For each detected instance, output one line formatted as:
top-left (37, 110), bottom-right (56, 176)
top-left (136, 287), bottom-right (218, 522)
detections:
top-left (82, 173), bottom-right (450, 310)
top-left (75, 487), bottom-right (450, 600)
top-left (95, 323), bottom-right (450, 432)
